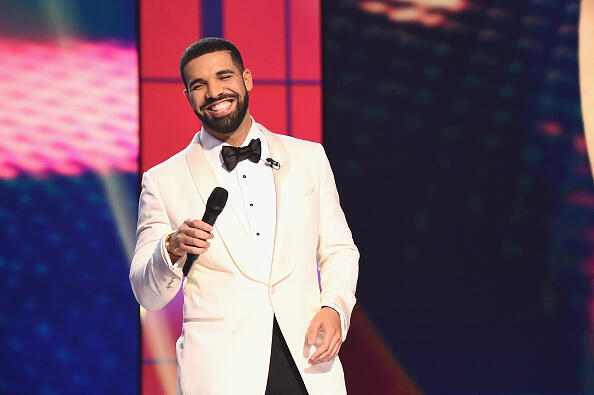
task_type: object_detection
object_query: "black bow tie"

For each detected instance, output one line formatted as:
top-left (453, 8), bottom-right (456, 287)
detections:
top-left (221, 138), bottom-right (262, 171)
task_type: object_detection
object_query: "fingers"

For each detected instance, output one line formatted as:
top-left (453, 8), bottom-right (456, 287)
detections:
top-left (312, 334), bottom-right (341, 364)
top-left (170, 219), bottom-right (215, 255)
top-left (308, 329), bottom-right (341, 365)
top-left (330, 338), bottom-right (342, 359)
top-left (177, 233), bottom-right (211, 255)
top-left (308, 332), bottom-right (330, 363)
top-left (184, 219), bottom-right (214, 233)
top-left (306, 319), bottom-right (322, 346)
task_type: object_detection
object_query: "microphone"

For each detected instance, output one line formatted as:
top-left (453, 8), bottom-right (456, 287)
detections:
top-left (265, 157), bottom-right (281, 170)
top-left (182, 187), bottom-right (228, 277)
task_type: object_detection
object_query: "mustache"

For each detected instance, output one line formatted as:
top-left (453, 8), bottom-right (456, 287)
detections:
top-left (200, 93), bottom-right (240, 111)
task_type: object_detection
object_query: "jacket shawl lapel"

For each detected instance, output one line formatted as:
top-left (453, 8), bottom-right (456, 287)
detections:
top-left (184, 133), bottom-right (266, 284)
top-left (257, 124), bottom-right (299, 286)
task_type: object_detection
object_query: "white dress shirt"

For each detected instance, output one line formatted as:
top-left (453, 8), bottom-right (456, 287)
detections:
top-left (199, 119), bottom-right (277, 282)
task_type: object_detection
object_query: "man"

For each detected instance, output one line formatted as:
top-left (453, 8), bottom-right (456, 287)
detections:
top-left (130, 37), bottom-right (359, 394)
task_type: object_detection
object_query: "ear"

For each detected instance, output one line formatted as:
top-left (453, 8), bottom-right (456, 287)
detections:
top-left (243, 69), bottom-right (253, 91)
top-left (183, 89), bottom-right (190, 103)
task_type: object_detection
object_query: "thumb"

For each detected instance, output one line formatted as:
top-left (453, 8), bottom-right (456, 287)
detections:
top-left (306, 318), bottom-right (321, 346)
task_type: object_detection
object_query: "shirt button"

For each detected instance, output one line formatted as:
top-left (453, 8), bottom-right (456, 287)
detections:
top-left (256, 232), bottom-right (260, 236)
top-left (243, 175), bottom-right (246, 178)
top-left (249, 203), bottom-right (254, 207)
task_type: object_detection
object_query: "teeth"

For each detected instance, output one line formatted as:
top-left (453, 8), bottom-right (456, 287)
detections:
top-left (210, 101), bottom-right (231, 111)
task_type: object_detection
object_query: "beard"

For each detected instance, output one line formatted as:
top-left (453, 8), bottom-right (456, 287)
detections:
top-left (195, 90), bottom-right (249, 134)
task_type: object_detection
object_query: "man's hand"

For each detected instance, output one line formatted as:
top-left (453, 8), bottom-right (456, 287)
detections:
top-left (167, 219), bottom-right (214, 259)
top-left (305, 307), bottom-right (342, 365)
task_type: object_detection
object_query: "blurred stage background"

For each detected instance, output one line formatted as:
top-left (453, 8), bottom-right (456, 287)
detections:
top-left (1, 0), bottom-right (593, 394)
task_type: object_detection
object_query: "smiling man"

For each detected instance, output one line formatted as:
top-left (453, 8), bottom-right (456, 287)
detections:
top-left (130, 38), bottom-right (359, 395)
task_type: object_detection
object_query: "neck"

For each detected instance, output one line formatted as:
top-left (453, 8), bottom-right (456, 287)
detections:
top-left (205, 112), bottom-right (252, 147)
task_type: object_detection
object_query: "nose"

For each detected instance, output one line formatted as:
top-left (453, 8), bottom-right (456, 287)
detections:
top-left (206, 79), bottom-right (224, 99)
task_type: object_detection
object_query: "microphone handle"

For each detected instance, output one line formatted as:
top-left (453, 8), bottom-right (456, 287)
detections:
top-left (182, 210), bottom-right (219, 277)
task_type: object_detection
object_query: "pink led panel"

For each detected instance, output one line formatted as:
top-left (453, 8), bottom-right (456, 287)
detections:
top-left (0, 38), bottom-right (138, 179)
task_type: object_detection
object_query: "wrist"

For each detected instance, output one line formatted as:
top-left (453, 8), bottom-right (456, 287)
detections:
top-left (165, 233), bottom-right (181, 260)
top-left (321, 306), bottom-right (339, 316)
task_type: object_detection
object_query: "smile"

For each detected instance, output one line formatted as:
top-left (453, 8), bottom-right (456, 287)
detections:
top-left (210, 101), bottom-right (232, 111)
top-left (205, 98), bottom-right (235, 117)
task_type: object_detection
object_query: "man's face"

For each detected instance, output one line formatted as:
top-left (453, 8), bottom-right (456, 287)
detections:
top-left (183, 51), bottom-right (253, 134)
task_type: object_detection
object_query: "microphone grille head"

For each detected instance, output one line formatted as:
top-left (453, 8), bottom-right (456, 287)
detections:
top-left (207, 187), bottom-right (228, 213)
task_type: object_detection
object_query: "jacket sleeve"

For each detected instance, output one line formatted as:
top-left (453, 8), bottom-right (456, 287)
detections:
top-left (315, 144), bottom-right (359, 340)
top-left (129, 171), bottom-right (186, 311)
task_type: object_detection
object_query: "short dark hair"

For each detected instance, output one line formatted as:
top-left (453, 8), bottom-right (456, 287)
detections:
top-left (179, 37), bottom-right (245, 88)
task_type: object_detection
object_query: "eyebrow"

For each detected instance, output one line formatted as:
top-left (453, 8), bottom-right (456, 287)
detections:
top-left (216, 69), bottom-right (236, 76)
top-left (188, 69), bottom-right (237, 89)
top-left (188, 78), bottom-right (205, 88)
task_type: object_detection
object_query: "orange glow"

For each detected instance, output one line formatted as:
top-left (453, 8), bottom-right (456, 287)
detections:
top-left (359, 0), bottom-right (471, 28)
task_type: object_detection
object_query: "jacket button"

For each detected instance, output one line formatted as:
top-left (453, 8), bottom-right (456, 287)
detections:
top-left (269, 286), bottom-right (275, 295)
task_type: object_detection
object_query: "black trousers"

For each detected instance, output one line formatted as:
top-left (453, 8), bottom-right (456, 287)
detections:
top-left (265, 316), bottom-right (309, 395)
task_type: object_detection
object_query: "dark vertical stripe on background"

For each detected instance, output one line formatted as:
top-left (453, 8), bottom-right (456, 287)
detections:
top-left (202, 0), bottom-right (222, 38)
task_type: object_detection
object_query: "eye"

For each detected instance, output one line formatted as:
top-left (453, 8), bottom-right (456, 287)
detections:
top-left (191, 83), bottom-right (204, 90)
top-left (220, 74), bottom-right (232, 80)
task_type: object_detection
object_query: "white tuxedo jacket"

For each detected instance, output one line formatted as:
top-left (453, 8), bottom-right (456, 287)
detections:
top-left (130, 124), bottom-right (359, 394)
